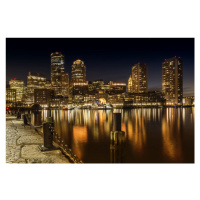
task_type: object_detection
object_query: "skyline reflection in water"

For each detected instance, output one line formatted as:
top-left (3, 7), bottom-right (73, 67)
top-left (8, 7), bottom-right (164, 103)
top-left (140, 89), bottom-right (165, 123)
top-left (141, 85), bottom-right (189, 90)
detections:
top-left (41, 107), bottom-right (194, 163)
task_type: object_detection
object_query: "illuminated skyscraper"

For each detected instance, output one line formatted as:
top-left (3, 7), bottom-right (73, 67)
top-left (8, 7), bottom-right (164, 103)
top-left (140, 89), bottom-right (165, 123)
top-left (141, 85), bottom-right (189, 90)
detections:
top-left (132, 63), bottom-right (148, 93)
top-left (9, 79), bottom-right (25, 102)
top-left (27, 72), bottom-right (46, 104)
top-left (71, 59), bottom-right (86, 83)
top-left (127, 75), bottom-right (133, 93)
top-left (162, 57), bottom-right (183, 105)
top-left (70, 59), bottom-right (86, 95)
top-left (51, 52), bottom-right (65, 95)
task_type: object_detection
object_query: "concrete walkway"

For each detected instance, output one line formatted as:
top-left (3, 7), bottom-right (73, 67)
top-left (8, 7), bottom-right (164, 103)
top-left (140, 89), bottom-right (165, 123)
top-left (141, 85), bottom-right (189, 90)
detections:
top-left (6, 115), bottom-right (71, 163)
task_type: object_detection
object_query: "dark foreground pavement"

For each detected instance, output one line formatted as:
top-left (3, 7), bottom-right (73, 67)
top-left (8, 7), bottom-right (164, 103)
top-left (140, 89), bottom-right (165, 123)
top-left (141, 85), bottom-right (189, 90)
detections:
top-left (6, 115), bottom-right (70, 163)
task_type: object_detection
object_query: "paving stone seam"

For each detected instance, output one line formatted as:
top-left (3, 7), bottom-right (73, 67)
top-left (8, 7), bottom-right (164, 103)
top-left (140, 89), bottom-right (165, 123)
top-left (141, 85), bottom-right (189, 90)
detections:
top-left (6, 117), bottom-right (71, 163)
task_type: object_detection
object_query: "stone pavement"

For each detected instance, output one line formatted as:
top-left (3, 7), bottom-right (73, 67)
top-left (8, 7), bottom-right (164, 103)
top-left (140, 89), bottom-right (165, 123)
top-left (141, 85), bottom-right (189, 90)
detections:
top-left (6, 115), bottom-right (71, 163)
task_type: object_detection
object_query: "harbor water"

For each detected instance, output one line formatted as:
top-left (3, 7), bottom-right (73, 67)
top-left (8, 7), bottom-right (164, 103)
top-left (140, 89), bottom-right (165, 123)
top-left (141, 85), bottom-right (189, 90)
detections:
top-left (41, 107), bottom-right (194, 163)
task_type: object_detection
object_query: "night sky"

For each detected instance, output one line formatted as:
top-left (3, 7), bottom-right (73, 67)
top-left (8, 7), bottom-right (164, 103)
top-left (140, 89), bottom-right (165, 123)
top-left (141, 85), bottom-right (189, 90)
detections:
top-left (6, 38), bottom-right (194, 96)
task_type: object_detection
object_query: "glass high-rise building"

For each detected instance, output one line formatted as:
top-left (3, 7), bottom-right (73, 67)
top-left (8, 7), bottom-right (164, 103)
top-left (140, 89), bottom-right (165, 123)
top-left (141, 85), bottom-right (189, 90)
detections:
top-left (162, 57), bottom-right (183, 105)
top-left (132, 63), bottom-right (148, 93)
top-left (71, 59), bottom-right (86, 83)
top-left (51, 52), bottom-right (65, 96)
top-left (70, 59), bottom-right (86, 95)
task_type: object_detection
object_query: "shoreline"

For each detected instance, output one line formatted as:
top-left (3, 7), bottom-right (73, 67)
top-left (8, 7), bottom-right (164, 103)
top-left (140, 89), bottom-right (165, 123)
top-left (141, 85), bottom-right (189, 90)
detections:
top-left (6, 115), bottom-right (72, 164)
top-left (6, 105), bottom-right (194, 111)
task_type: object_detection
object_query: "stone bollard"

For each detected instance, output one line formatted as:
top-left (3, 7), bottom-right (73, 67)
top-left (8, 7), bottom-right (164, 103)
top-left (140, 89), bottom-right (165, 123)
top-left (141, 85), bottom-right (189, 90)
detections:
top-left (38, 122), bottom-right (58, 151)
top-left (23, 114), bottom-right (28, 126)
top-left (17, 111), bottom-right (21, 119)
top-left (110, 113), bottom-right (125, 163)
top-left (31, 111), bottom-right (42, 126)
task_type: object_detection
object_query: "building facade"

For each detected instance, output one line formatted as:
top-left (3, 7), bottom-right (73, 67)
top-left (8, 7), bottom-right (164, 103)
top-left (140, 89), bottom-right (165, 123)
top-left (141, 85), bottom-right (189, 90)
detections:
top-left (51, 52), bottom-right (65, 96)
top-left (182, 96), bottom-right (194, 106)
top-left (71, 59), bottom-right (86, 83)
top-left (109, 81), bottom-right (126, 94)
top-left (72, 81), bottom-right (89, 95)
top-left (26, 72), bottom-right (46, 104)
top-left (34, 89), bottom-right (54, 107)
top-left (132, 63), bottom-right (148, 93)
top-left (61, 72), bottom-right (69, 97)
top-left (9, 79), bottom-right (25, 102)
top-left (162, 57), bottom-right (183, 105)
top-left (45, 80), bottom-right (51, 90)
top-left (127, 75), bottom-right (133, 93)
top-left (70, 59), bottom-right (87, 95)
top-left (6, 88), bottom-right (16, 107)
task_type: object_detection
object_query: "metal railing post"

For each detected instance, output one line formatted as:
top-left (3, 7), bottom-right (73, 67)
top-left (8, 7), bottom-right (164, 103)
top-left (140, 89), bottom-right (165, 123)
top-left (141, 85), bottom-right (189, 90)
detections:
top-left (38, 122), bottom-right (58, 151)
top-left (23, 114), bottom-right (28, 126)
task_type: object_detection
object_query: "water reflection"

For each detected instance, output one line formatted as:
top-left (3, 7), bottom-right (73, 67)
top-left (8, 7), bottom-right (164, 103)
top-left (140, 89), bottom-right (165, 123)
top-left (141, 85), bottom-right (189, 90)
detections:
top-left (40, 107), bottom-right (194, 163)
top-left (110, 131), bottom-right (126, 163)
top-left (73, 126), bottom-right (88, 142)
top-left (125, 109), bottom-right (147, 155)
top-left (162, 108), bottom-right (183, 162)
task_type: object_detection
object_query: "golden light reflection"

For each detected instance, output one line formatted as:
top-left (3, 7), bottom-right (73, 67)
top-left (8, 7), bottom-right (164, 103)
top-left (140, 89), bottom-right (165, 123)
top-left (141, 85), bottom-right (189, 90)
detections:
top-left (127, 110), bottom-right (146, 154)
top-left (161, 108), bottom-right (182, 161)
top-left (182, 108), bottom-right (185, 123)
top-left (73, 126), bottom-right (88, 143)
top-left (39, 107), bottom-right (193, 163)
top-left (121, 123), bottom-right (126, 136)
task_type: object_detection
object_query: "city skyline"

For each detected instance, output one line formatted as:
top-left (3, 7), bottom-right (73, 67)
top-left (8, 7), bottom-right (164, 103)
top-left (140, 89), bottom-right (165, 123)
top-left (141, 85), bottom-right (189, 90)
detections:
top-left (6, 38), bottom-right (194, 96)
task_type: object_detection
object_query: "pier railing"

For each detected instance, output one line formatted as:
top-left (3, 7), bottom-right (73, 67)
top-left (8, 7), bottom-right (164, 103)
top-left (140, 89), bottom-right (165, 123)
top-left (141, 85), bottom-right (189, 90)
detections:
top-left (23, 114), bottom-right (83, 163)
top-left (50, 125), bottom-right (83, 163)
top-left (23, 114), bottom-right (43, 136)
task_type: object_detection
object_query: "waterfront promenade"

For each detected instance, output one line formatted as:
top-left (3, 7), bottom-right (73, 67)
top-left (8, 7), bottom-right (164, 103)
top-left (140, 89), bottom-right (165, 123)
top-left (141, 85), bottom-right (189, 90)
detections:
top-left (6, 114), bottom-right (70, 163)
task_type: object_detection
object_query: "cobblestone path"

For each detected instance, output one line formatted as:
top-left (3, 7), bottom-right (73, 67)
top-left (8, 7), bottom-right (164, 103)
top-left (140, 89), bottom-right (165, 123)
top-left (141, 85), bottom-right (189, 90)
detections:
top-left (6, 115), bottom-right (70, 163)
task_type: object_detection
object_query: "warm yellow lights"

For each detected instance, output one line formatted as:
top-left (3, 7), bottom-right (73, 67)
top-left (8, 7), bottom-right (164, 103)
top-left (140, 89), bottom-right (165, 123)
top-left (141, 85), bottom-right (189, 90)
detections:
top-left (99, 98), bottom-right (106, 104)
top-left (112, 83), bottom-right (126, 86)
top-left (73, 82), bottom-right (88, 86)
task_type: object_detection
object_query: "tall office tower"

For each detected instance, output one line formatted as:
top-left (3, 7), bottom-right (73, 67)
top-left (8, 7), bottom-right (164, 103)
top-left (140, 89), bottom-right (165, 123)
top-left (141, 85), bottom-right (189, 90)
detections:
top-left (132, 63), bottom-right (148, 93)
top-left (70, 59), bottom-right (86, 94)
top-left (127, 75), bottom-right (133, 93)
top-left (162, 56), bottom-right (183, 105)
top-left (51, 52), bottom-right (65, 96)
top-left (71, 59), bottom-right (86, 83)
top-left (9, 79), bottom-right (25, 102)
top-left (61, 72), bottom-right (69, 97)
top-left (27, 72), bottom-right (46, 104)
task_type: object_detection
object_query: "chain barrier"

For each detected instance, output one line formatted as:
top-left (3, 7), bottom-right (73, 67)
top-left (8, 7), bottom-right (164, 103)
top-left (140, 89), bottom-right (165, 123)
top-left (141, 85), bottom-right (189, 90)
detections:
top-left (50, 125), bottom-right (83, 164)
top-left (24, 114), bottom-right (43, 136)
top-left (23, 114), bottom-right (83, 163)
